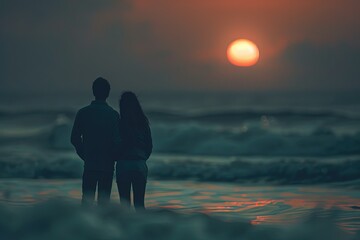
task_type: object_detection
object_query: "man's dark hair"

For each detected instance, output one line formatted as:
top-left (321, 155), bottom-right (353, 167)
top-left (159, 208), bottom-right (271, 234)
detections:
top-left (92, 77), bottom-right (110, 100)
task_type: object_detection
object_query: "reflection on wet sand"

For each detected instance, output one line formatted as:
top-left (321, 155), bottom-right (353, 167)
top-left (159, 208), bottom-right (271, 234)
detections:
top-left (0, 179), bottom-right (359, 232)
top-left (68, 189), bottom-right (81, 198)
top-left (147, 180), bottom-right (360, 233)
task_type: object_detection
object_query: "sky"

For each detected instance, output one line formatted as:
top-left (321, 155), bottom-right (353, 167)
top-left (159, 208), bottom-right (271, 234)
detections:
top-left (1, 0), bottom-right (360, 94)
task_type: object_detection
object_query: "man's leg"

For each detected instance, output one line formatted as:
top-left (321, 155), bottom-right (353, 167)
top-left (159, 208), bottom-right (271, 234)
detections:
top-left (82, 170), bottom-right (98, 206)
top-left (116, 172), bottom-right (131, 208)
top-left (132, 171), bottom-right (147, 210)
top-left (98, 171), bottom-right (114, 206)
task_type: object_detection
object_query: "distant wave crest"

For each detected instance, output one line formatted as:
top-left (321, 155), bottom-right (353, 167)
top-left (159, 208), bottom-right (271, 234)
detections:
top-left (15, 114), bottom-right (360, 157)
top-left (1, 116), bottom-right (359, 156)
top-left (152, 123), bottom-right (360, 156)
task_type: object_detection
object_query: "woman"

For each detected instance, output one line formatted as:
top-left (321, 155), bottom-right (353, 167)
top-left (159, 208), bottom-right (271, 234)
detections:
top-left (116, 91), bottom-right (152, 210)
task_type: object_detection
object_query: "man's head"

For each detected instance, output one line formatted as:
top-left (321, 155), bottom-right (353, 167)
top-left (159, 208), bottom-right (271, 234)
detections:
top-left (92, 77), bottom-right (110, 100)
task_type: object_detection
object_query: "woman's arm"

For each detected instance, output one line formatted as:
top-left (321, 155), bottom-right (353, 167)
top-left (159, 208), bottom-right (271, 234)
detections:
top-left (144, 125), bottom-right (153, 160)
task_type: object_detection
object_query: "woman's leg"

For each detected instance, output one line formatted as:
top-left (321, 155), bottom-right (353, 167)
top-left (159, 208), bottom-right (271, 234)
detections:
top-left (132, 171), bottom-right (147, 210)
top-left (116, 172), bottom-right (131, 208)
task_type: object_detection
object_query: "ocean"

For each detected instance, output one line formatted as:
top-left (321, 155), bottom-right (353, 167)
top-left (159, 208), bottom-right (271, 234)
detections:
top-left (0, 91), bottom-right (359, 239)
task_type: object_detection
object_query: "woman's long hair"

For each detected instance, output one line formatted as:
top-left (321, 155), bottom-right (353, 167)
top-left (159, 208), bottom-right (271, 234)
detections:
top-left (119, 91), bottom-right (149, 132)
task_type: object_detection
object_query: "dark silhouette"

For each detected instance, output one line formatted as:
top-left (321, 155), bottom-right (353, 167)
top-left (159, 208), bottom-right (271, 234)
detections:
top-left (71, 77), bottom-right (120, 206)
top-left (116, 91), bottom-right (152, 210)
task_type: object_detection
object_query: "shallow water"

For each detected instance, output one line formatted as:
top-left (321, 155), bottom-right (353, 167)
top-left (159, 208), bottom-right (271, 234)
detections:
top-left (1, 179), bottom-right (359, 233)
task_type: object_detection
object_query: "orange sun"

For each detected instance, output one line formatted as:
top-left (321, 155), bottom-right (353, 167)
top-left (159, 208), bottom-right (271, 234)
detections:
top-left (227, 39), bottom-right (259, 67)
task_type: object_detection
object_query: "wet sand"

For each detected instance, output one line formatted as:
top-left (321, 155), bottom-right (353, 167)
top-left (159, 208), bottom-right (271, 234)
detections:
top-left (0, 179), bottom-right (359, 233)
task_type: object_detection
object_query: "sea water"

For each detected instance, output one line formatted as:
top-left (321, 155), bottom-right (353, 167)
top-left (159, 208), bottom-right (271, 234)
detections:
top-left (0, 91), bottom-right (359, 238)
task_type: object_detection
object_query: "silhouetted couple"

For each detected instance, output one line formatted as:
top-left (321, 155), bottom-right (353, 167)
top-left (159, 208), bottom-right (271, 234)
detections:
top-left (71, 77), bottom-right (152, 210)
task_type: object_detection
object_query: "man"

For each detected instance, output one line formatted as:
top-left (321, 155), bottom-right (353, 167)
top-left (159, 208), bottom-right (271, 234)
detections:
top-left (71, 77), bottom-right (120, 206)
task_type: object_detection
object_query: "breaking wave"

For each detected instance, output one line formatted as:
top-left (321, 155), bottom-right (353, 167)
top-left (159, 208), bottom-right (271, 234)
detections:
top-left (148, 157), bottom-right (360, 185)
top-left (1, 150), bottom-right (359, 187)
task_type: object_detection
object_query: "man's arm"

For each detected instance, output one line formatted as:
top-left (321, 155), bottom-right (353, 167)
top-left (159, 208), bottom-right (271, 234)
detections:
top-left (71, 111), bottom-right (85, 160)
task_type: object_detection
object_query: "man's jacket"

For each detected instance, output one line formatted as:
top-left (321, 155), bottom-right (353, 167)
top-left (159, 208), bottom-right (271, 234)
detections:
top-left (71, 100), bottom-right (121, 171)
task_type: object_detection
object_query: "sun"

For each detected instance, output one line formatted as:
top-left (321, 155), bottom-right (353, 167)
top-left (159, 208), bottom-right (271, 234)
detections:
top-left (227, 39), bottom-right (259, 67)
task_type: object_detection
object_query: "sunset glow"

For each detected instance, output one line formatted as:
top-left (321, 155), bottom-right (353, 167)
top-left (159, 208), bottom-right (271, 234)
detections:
top-left (227, 39), bottom-right (259, 67)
